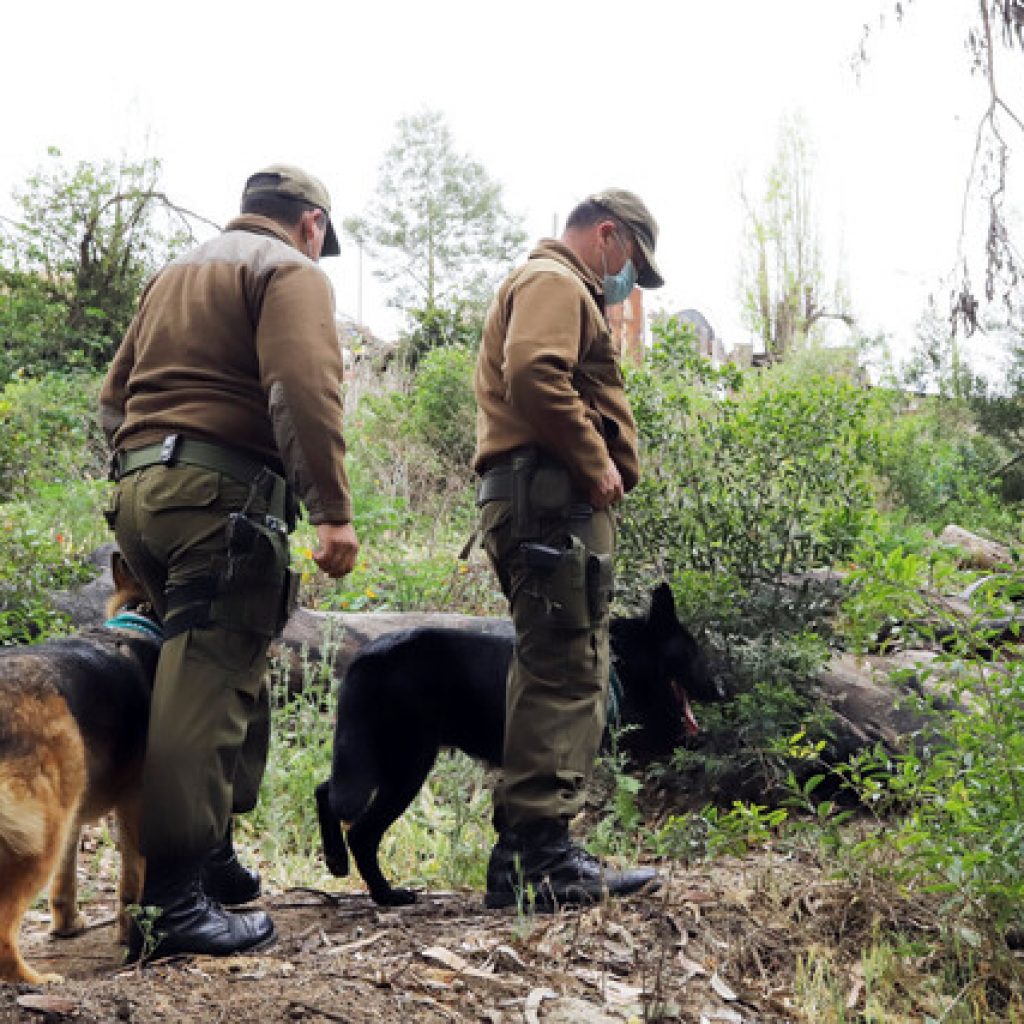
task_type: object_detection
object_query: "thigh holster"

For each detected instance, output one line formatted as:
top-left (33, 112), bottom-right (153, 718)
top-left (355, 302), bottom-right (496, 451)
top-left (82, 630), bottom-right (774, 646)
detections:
top-left (162, 513), bottom-right (297, 641)
top-left (479, 449), bottom-right (614, 630)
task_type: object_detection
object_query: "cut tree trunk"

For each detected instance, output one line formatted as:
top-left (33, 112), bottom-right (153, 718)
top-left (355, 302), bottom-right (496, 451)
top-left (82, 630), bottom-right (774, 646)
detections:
top-left (50, 546), bottom-right (508, 684)
top-left (938, 524), bottom-right (1012, 569)
top-left (50, 547), bottom-right (1000, 793)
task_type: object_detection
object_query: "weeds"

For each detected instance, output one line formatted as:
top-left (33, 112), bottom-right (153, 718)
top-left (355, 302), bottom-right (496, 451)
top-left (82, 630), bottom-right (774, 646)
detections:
top-left (124, 904), bottom-right (163, 967)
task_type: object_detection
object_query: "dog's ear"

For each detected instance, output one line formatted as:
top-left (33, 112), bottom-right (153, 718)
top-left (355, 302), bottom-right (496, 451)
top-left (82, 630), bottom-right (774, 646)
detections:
top-left (647, 582), bottom-right (678, 633)
top-left (111, 551), bottom-right (135, 591)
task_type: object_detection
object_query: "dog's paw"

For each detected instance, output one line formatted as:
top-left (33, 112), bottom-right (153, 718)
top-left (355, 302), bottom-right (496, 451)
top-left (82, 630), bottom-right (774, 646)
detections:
top-left (373, 887), bottom-right (418, 907)
top-left (49, 913), bottom-right (86, 938)
top-left (17, 967), bottom-right (65, 985)
top-left (324, 855), bottom-right (350, 878)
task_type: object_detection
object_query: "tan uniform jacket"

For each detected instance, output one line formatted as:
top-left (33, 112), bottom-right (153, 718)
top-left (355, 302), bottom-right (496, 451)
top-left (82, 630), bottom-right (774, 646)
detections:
top-left (100, 214), bottom-right (352, 524)
top-left (472, 239), bottom-right (639, 493)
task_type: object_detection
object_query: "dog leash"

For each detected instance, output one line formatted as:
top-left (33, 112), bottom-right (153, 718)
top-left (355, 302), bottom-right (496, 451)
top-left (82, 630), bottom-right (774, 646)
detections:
top-left (104, 612), bottom-right (165, 643)
top-left (606, 663), bottom-right (623, 730)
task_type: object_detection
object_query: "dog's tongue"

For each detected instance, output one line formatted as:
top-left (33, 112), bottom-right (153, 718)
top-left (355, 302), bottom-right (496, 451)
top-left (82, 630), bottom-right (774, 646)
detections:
top-left (671, 680), bottom-right (700, 736)
top-left (682, 693), bottom-right (699, 736)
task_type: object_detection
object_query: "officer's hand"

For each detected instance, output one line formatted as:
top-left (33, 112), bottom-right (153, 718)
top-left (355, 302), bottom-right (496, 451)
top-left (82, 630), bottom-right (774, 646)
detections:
top-left (313, 522), bottom-right (359, 578)
top-left (589, 461), bottom-right (624, 510)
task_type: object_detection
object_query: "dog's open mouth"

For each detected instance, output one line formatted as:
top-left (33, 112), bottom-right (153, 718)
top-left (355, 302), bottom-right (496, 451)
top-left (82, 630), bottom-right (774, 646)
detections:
top-left (672, 681), bottom-right (700, 736)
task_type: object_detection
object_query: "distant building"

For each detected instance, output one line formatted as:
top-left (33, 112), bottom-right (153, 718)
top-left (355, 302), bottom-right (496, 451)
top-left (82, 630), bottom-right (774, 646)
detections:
top-left (674, 308), bottom-right (727, 365)
top-left (605, 287), bottom-right (645, 364)
top-left (335, 314), bottom-right (393, 374)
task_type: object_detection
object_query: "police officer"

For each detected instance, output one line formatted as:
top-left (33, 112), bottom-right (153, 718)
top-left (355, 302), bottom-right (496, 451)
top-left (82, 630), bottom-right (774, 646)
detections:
top-left (473, 190), bottom-right (664, 909)
top-left (101, 165), bottom-right (358, 959)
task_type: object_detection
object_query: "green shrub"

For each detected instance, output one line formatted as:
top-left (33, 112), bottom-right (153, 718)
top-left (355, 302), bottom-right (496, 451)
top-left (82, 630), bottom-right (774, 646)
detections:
top-left (398, 301), bottom-right (483, 368)
top-left (347, 349), bottom-right (476, 522)
top-left (867, 389), bottom-right (1015, 537)
top-left (407, 344), bottom-right (477, 468)
top-left (618, 320), bottom-right (875, 626)
top-left (0, 371), bottom-right (107, 498)
top-left (0, 510), bottom-right (95, 643)
top-left (0, 150), bottom-right (188, 381)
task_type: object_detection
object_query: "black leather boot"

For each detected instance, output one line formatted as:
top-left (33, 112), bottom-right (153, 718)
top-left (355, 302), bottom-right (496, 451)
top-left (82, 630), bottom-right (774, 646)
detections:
top-left (484, 819), bottom-right (659, 911)
top-left (201, 820), bottom-right (261, 906)
top-left (126, 858), bottom-right (275, 964)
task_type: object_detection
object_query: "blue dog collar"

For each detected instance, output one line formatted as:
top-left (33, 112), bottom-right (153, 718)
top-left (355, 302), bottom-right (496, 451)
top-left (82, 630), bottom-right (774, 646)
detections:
top-left (104, 612), bottom-right (164, 643)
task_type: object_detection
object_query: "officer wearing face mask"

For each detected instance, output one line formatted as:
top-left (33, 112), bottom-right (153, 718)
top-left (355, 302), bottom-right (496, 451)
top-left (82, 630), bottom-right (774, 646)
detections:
top-left (472, 189), bottom-right (664, 910)
top-left (101, 164), bottom-right (359, 962)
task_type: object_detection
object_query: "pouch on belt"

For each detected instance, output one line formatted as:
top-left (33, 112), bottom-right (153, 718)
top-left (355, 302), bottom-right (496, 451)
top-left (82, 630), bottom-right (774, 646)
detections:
top-left (511, 449), bottom-right (575, 539)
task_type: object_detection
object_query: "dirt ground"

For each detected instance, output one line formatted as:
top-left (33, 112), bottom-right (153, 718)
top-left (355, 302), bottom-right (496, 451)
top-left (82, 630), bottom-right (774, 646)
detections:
top-left (14, 823), bottom-right (992, 1024)
top-left (2, 850), bottom-right (852, 1024)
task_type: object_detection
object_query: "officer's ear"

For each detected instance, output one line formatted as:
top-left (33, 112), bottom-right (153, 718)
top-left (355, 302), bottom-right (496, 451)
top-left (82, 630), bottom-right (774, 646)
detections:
top-left (597, 219), bottom-right (619, 249)
top-left (297, 208), bottom-right (325, 260)
top-left (299, 209), bottom-right (317, 243)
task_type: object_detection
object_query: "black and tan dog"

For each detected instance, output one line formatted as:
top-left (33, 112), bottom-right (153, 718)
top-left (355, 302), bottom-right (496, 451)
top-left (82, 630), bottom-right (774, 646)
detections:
top-left (0, 553), bottom-right (161, 985)
top-left (316, 583), bottom-right (721, 906)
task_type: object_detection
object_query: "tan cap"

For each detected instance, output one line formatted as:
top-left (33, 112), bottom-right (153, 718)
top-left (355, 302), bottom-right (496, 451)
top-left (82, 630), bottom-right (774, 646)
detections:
top-left (243, 164), bottom-right (340, 257)
top-left (589, 188), bottom-right (663, 288)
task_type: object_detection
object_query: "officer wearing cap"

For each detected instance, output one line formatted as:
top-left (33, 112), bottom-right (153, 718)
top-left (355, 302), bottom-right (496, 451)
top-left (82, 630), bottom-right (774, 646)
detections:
top-left (101, 164), bottom-right (359, 960)
top-left (473, 189), bottom-right (664, 909)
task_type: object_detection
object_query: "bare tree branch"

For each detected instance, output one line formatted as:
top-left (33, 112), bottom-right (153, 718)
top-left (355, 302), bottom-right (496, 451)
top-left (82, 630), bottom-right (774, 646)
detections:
top-left (861, 2), bottom-right (1023, 332)
top-left (88, 190), bottom-right (221, 240)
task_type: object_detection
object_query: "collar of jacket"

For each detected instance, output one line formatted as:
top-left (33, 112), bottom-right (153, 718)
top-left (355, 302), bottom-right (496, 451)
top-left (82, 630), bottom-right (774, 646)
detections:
top-left (528, 239), bottom-right (604, 299)
top-left (223, 213), bottom-right (300, 250)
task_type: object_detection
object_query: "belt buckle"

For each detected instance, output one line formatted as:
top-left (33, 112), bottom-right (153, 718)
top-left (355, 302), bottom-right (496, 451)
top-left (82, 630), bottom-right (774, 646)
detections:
top-left (264, 514), bottom-right (286, 535)
top-left (160, 434), bottom-right (181, 464)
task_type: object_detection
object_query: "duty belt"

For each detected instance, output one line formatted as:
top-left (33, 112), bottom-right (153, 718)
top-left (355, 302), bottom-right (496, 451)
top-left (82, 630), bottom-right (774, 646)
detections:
top-left (110, 434), bottom-right (291, 525)
top-left (476, 462), bottom-right (593, 517)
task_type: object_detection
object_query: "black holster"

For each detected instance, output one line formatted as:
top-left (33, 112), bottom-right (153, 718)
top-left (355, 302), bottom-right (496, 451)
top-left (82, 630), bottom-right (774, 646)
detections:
top-left (511, 448), bottom-right (539, 539)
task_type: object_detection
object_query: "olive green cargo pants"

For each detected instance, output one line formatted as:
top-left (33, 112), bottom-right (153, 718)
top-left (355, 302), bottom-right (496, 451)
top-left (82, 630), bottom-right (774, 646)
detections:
top-left (480, 498), bottom-right (614, 830)
top-left (109, 464), bottom-right (288, 861)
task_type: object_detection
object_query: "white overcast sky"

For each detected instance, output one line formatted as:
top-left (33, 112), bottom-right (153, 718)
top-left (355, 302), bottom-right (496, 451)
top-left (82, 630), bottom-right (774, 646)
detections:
top-left (1, 1), bottom-right (1021, 366)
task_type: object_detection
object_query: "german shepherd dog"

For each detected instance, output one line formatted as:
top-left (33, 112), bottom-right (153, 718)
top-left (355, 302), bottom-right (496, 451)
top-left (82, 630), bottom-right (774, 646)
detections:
top-left (316, 583), bottom-right (720, 906)
top-left (0, 553), bottom-right (160, 985)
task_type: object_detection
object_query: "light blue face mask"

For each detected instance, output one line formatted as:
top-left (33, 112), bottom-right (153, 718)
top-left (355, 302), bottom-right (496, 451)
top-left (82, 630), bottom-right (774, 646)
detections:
top-left (603, 257), bottom-right (638, 306)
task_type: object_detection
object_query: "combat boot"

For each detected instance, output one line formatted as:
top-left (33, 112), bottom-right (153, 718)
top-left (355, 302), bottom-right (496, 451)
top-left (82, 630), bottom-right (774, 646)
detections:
top-left (484, 819), bottom-right (659, 910)
top-left (201, 820), bottom-right (261, 906)
top-left (126, 858), bottom-right (275, 964)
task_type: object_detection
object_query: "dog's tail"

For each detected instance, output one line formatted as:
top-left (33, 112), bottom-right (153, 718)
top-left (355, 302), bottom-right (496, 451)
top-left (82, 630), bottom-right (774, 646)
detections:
top-left (0, 773), bottom-right (48, 858)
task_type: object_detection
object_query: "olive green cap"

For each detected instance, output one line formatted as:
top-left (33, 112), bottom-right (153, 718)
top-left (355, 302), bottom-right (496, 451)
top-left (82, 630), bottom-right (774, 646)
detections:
top-left (242, 164), bottom-right (340, 257)
top-left (589, 188), bottom-right (663, 288)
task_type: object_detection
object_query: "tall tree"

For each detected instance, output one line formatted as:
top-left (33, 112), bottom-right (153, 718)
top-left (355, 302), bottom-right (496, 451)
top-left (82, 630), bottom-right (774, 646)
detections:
top-left (0, 148), bottom-right (212, 378)
top-left (346, 109), bottom-right (526, 317)
top-left (738, 114), bottom-right (853, 359)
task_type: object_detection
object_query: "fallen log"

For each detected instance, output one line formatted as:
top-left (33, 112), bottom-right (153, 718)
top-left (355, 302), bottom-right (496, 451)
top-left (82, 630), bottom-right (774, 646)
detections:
top-left (938, 524), bottom-right (1012, 570)
top-left (50, 545), bottom-right (508, 684)
top-left (54, 549), bottom-right (940, 736)
top-left (50, 548), bottom-right (994, 808)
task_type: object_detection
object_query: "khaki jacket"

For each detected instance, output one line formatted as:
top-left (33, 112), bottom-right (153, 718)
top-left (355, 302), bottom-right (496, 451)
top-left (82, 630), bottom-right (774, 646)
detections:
top-left (473, 240), bottom-right (639, 493)
top-left (100, 215), bottom-right (352, 524)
